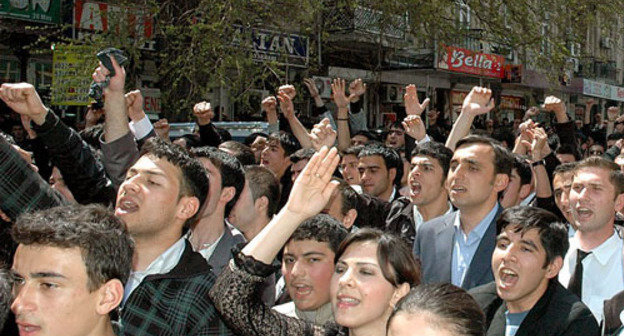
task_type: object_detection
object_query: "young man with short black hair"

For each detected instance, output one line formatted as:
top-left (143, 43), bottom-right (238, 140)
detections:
top-left (470, 206), bottom-right (599, 336)
top-left (11, 204), bottom-right (134, 336)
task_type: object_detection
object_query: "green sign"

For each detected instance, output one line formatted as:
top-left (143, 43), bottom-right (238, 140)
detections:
top-left (0, 0), bottom-right (61, 24)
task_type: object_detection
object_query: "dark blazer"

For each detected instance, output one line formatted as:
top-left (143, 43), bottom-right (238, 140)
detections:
top-left (413, 205), bottom-right (502, 290)
top-left (208, 223), bottom-right (246, 276)
top-left (603, 289), bottom-right (624, 335)
top-left (470, 281), bottom-right (599, 336)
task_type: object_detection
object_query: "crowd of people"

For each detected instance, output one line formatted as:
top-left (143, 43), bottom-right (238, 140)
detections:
top-left (1, 53), bottom-right (624, 336)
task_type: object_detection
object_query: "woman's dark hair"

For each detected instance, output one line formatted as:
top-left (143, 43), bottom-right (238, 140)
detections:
top-left (387, 283), bottom-right (485, 336)
top-left (335, 228), bottom-right (420, 287)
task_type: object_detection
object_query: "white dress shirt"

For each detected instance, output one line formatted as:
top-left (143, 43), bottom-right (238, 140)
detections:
top-left (559, 231), bottom-right (624, 321)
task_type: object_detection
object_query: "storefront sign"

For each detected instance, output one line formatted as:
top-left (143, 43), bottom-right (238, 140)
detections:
top-left (0, 0), bottom-right (61, 24)
top-left (452, 91), bottom-right (523, 110)
top-left (51, 44), bottom-right (98, 106)
top-left (583, 79), bottom-right (624, 102)
top-left (438, 45), bottom-right (505, 79)
top-left (232, 26), bottom-right (309, 67)
top-left (141, 88), bottom-right (161, 118)
top-left (74, 0), bottom-right (154, 40)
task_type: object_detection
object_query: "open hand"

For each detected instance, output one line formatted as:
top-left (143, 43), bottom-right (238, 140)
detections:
top-left (331, 78), bottom-right (349, 109)
top-left (285, 146), bottom-right (340, 218)
top-left (404, 84), bottom-right (430, 116)
top-left (462, 86), bottom-right (494, 117)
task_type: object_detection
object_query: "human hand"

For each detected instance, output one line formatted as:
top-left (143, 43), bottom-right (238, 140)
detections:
top-left (404, 84), bottom-right (430, 116)
top-left (331, 78), bottom-right (349, 109)
top-left (402, 115), bottom-right (426, 141)
top-left (278, 84), bottom-right (296, 100)
top-left (530, 126), bottom-right (550, 161)
top-left (285, 146), bottom-right (340, 218)
top-left (461, 86), bottom-right (494, 117)
top-left (309, 118), bottom-right (337, 150)
top-left (542, 96), bottom-right (566, 116)
top-left (85, 105), bottom-right (105, 127)
top-left (524, 106), bottom-right (539, 119)
top-left (153, 118), bottom-right (170, 141)
top-left (585, 99), bottom-right (596, 107)
top-left (193, 101), bottom-right (214, 126)
top-left (303, 78), bottom-right (319, 97)
top-left (278, 91), bottom-right (295, 119)
top-left (348, 78), bottom-right (366, 102)
top-left (0, 83), bottom-right (48, 125)
top-left (92, 55), bottom-right (126, 95)
top-left (125, 90), bottom-right (145, 122)
top-left (608, 107), bottom-right (620, 122)
top-left (20, 115), bottom-right (37, 139)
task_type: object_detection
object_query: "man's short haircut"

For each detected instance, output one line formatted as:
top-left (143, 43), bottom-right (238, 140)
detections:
top-left (0, 265), bottom-right (10, 329)
top-left (455, 135), bottom-right (514, 176)
top-left (243, 132), bottom-right (268, 146)
top-left (388, 121), bottom-right (405, 131)
top-left (352, 130), bottom-right (377, 142)
top-left (191, 146), bottom-right (245, 217)
top-left (388, 283), bottom-right (485, 336)
top-left (268, 131), bottom-right (301, 156)
top-left (607, 132), bottom-right (624, 142)
top-left (140, 137), bottom-right (209, 226)
top-left (219, 141), bottom-right (256, 166)
top-left (513, 154), bottom-right (532, 186)
top-left (556, 143), bottom-right (582, 161)
top-left (410, 141), bottom-right (454, 177)
top-left (358, 144), bottom-right (403, 186)
top-left (553, 161), bottom-right (578, 178)
top-left (287, 214), bottom-right (348, 253)
top-left (245, 165), bottom-right (280, 217)
top-left (574, 156), bottom-right (624, 196)
top-left (341, 145), bottom-right (363, 158)
top-left (289, 148), bottom-right (316, 164)
top-left (11, 204), bottom-right (134, 291)
top-left (334, 178), bottom-right (359, 216)
top-left (497, 206), bottom-right (568, 268)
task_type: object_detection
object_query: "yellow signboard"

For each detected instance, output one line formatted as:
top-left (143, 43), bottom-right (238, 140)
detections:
top-left (51, 44), bottom-right (98, 106)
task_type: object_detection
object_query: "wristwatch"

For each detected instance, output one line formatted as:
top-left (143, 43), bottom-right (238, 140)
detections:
top-left (531, 160), bottom-right (545, 167)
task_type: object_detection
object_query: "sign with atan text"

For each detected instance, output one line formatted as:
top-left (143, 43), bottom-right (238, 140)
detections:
top-left (0, 0), bottom-right (61, 24)
top-left (74, 0), bottom-right (154, 40)
top-left (583, 79), bottom-right (624, 102)
top-left (51, 44), bottom-right (98, 106)
top-left (232, 26), bottom-right (309, 68)
top-left (438, 45), bottom-right (505, 79)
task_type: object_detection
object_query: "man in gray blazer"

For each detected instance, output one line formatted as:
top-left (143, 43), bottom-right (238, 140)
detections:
top-left (187, 147), bottom-right (246, 275)
top-left (414, 135), bottom-right (513, 290)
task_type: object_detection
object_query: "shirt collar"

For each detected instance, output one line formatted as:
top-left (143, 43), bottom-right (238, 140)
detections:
top-left (590, 231), bottom-right (621, 266)
top-left (454, 203), bottom-right (499, 240)
top-left (137, 237), bottom-right (186, 276)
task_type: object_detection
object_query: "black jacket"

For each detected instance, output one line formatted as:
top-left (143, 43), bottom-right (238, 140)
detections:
top-left (470, 281), bottom-right (599, 336)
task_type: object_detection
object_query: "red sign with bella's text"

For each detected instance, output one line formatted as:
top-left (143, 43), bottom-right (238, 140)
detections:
top-left (438, 45), bottom-right (505, 79)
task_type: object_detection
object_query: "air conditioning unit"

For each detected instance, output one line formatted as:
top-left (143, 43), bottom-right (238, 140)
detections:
top-left (383, 84), bottom-right (404, 103)
top-left (312, 76), bottom-right (333, 99)
top-left (601, 37), bottom-right (612, 49)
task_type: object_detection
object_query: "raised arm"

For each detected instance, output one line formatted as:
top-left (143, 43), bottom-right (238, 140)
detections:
top-left (0, 83), bottom-right (114, 206)
top-left (94, 56), bottom-right (129, 144)
top-left (278, 85), bottom-right (312, 148)
top-left (332, 78), bottom-right (352, 151)
top-left (445, 86), bottom-right (494, 151)
top-left (194, 101), bottom-right (222, 147)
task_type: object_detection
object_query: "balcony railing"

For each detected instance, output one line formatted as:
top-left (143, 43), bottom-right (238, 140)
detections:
top-left (327, 5), bottom-right (408, 40)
